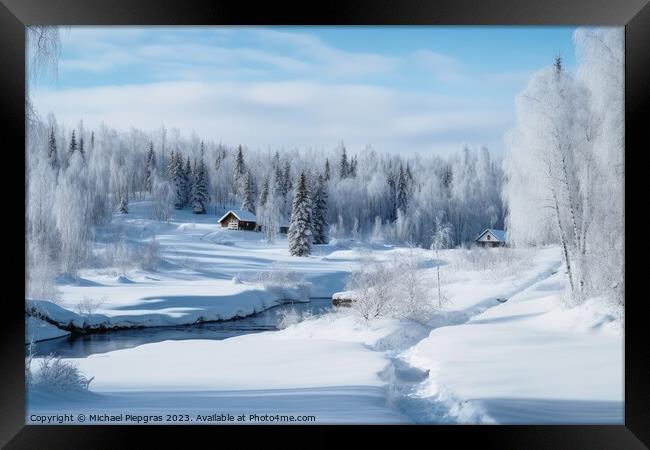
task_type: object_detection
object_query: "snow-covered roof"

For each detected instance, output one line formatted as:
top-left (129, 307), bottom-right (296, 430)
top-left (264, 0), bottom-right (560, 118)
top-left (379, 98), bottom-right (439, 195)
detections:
top-left (218, 209), bottom-right (257, 223)
top-left (475, 228), bottom-right (507, 242)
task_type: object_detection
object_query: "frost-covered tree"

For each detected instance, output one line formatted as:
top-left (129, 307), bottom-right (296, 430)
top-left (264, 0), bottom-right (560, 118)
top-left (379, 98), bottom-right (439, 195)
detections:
top-left (504, 30), bottom-right (623, 306)
top-left (259, 178), bottom-right (282, 244)
top-left (118, 196), bottom-right (128, 214)
top-left (431, 215), bottom-right (453, 306)
top-left (183, 156), bottom-right (193, 207)
top-left (349, 155), bottom-right (357, 178)
top-left (288, 173), bottom-right (312, 256)
top-left (324, 158), bottom-right (331, 181)
top-left (169, 152), bottom-right (184, 209)
top-left (47, 127), bottom-right (58, 169)
top-left (310, 175), bottom-right (329, 245)
top-left (505, 56), bottom-right (592, 299)
top-left (397, 165), bottom-right (409, 214)
top-left (259, 177), bottom-right (269, 209)
top-left (283, 160), bottom-right (293, 196)
top-left (574, 27), bottom-right (624, 306)
top-left (151, 174), bottom-right (174, 221)
top-left (191, 145), bottom-right (209, 214)
top-left (241, 171), bottom-right (256, 214)
top-left (68, 130), bottom-right (77, 156)
top-left (144, 142), bottom-right (156, 193)
top-left (339, 144), bottom-right (349, 179)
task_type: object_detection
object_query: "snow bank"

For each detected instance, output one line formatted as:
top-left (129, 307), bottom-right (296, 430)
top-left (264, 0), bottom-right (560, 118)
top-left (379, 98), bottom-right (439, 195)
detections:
top-left (26, 282), bottom-right (310, 334)
top-left (26, 317), bottom-right (71, 343)
top-left (48, 333), bottom-right (390, 392)
top-left (401, 270), bottom-right (624, 424)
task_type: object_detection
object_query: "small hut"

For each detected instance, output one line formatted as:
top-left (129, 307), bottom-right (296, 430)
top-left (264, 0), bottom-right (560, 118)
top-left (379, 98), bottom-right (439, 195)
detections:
top-left (474, 228), bottom-right (507, 248)
top-left (217, 210), bottom-right (258, 231)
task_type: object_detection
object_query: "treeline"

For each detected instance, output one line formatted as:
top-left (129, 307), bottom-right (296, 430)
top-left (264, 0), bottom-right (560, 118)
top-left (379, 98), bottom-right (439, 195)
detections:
top-left (26, 113), bottom-right (504, 291)
top-left (503, 28), bottom-right (624, 307)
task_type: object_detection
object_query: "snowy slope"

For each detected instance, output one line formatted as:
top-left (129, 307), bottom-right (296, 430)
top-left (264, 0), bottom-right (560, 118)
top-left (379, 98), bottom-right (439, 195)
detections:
top-left (401, 270), bottom-right (623, 424)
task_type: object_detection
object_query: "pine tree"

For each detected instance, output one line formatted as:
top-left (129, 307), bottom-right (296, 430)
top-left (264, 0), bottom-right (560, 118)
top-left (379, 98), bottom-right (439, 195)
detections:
top-left (119, 196), bottom-right (128, 214)
top-left (191, 146), bottom-right (208, 214)
top-left (145, 142), bottom-right (156, 193)
top-left (288, 172), bottom-right (313, 256)
top-left (241, 171), bottom-right (256, 214)
top-left (324, 158), bottom-right (331, 181)
top-left (234, 145), bottom-right (246, 178)
top-left (68, 130), bottom-right (77, 155)
top-left (47, 127), bottom-right (58, 168)
top-left (79, 134), bottom-right (84, 157)
top-left (311, 175), bottom-right (329, 244)
top-left (274, 164), bottom-right (285, 196)
top-left (283, 160), bottom-right (292, 195)
top-left (272, 151), bottom-right (280, 171)
top-left (90, 131), bottom-right (95, 151)
top-left (170, 152), bottom-right (184, 209)
top-left (259, 177), bottom-right (270, 209)
top-left (387, 170), bottom-right (397, 221)
top-left (397, 165), bottom-right (409, 213)
top-left (339, 145), bottom-right (349, 179)
top-left (349, 155), bottom-right (357, 178)
top-left (183, 156), bottom-right (192, 206)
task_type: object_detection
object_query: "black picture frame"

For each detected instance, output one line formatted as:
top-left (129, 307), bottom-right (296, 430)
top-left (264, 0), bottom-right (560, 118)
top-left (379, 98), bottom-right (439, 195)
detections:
top-left (2, 0), bottom-right (648, 447)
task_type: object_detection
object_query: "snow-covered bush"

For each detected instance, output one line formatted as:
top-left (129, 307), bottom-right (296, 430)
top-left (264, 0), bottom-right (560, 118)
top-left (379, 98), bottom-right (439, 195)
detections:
top-left (277, 307), bottom-right (301, 329)
top-left (150, 175), bottom-right (175, 222)
top-left (136, 236), bottom-right (160, 271)
top-left (450, 247), bottom-right (534, 279)
top-left (276, 306), bottom-right (314, 329)
top-left (30, 354), bottom-right (94, 392)
top-left (75, 296), bottom-right (106, 316)
top-left (103, 233), bottom-right (134, 273)
top-left (348, 258), bottom-right (396, 321)
top-left (26, 241), bottom-right (60, 303)
top-left (347, 251), bottom-right (439, 323)
top-left (257, 264), bottom-right (311, 300)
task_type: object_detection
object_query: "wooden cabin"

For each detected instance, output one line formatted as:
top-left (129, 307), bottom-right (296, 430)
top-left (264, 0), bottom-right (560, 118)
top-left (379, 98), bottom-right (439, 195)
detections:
top-left (475, 228), bottom-right (507, 248)
top-left (217, 210), bottom-right (259, 231)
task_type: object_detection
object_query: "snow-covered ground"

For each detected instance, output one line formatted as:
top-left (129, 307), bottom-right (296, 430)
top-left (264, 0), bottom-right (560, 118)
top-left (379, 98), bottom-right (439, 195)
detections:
top-left (26, 203), bottom-right (623, 424)
top-left (27, 201), bottom-right (367, 340)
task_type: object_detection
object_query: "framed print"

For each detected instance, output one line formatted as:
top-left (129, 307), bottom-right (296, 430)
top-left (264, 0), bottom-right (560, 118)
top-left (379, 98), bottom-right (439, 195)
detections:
top-left (2, 0), bottom-right (649, 447)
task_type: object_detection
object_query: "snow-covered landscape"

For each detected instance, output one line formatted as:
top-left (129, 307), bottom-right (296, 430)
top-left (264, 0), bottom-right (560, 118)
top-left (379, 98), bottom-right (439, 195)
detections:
top-left (25, 26), bottom-right (624, 425)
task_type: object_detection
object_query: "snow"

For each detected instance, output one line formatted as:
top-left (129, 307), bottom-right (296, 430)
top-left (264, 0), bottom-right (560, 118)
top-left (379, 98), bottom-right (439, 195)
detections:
top-left (401, 270), bottom-right (623, 424)
top-left (26, 202), bottom-right (623, 424)
top-left (45, 333), bottom-right (389, 392)
top-left (28, 201), bottom-right (367, 335)
top-left (26, 317), bottom-right (71, 344)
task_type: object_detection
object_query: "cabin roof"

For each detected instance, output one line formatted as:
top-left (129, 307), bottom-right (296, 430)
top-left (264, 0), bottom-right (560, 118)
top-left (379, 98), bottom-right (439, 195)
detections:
top-left (475, 228), bottom-right (507, 242)
top-left (217, 209), bottom-right (257, 223)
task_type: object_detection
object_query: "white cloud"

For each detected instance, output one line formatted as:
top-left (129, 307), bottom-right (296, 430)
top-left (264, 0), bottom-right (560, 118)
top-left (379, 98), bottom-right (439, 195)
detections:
top-left (31, 80), bottom-right (511, 156)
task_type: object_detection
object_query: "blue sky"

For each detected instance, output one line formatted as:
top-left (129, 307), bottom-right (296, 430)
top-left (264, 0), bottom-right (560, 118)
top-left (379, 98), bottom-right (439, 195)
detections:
top-left (30, 26), bottom-right (580, 156)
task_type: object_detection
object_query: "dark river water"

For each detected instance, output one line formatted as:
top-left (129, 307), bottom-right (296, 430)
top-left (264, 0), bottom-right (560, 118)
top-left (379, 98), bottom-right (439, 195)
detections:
top-left (32, 298), bottom-right (334, 359)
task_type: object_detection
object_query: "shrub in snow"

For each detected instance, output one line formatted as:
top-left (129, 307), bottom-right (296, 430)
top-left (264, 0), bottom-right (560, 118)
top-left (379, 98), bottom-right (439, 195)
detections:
top-left (257, 264), bottom-right (311, 301)
top-left (347, 251), bottom-right (441, 324)
top-left (75, 296), bottom-right (106, 316)
top-left (231, 276), bottom-right (242, 284)
top-left (26, 241), bottom-right (60, 303)
top-left (137, 236), bottom-right (160, 271)
top-left (30, 354), bottom-right (94, 392)
top-left (103, 232), bottom-right (134, 273)
top-left (451, 247), bottom-right (534, 279)
top-left (277, 307), bottom-right (301, 329)
top-left (150, 174), bottom-right (175, 222)
top-left (118, 196), bottom-right (128, 214)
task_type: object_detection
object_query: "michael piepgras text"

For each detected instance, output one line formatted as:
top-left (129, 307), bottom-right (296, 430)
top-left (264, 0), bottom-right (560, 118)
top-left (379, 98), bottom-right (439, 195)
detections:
top-left (29, 413), bottom-right (317, 424)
